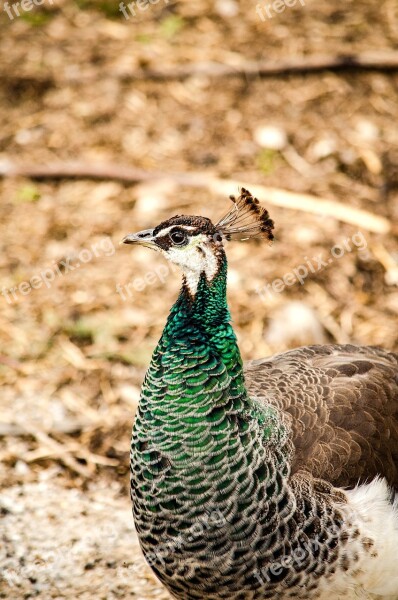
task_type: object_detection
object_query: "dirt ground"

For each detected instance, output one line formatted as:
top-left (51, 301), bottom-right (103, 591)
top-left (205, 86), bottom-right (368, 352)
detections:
top-left (0, 0), bottom-right (398, 598)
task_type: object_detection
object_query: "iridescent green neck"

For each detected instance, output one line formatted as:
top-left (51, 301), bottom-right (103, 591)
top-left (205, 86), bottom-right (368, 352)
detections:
top-left (162, 256), bottom-right (246, 386)
top-left (167, 257), bottom-right (229, 328)
top-left (132, 251), bottom-right (289, 527)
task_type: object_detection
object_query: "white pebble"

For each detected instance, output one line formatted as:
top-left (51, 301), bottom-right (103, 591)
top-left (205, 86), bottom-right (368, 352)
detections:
top-left (253, 125), bottom-right (287, 150)
top-left (355, 119), bottom-right (379, 142)
top-left (310, 137), bottom-right (337, 160)
top-left (215, 0), bottom-right (239, 17)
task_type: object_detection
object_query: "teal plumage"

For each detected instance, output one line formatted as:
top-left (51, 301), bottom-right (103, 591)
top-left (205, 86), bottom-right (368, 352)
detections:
top-left (130, 258), bottom-right (296, 598)
top-left (123, 190), bottom-right (398, 600)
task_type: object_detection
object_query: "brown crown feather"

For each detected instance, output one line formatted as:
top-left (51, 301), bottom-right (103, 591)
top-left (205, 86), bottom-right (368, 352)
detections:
top-left (215, 188), bottom-right (274, 242)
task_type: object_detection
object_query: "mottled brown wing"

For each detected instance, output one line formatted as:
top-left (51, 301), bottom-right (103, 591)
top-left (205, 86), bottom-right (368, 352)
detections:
top-left (244, 344), bottom-right (398, 491)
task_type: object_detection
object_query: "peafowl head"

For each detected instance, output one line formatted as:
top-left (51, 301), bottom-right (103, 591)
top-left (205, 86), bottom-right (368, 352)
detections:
top-left (122, 188), bottom-right (274, 295)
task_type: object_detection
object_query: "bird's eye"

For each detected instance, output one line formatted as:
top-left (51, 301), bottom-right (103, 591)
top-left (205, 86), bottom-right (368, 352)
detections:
top-left (169, 229), bottom-right (188, 246)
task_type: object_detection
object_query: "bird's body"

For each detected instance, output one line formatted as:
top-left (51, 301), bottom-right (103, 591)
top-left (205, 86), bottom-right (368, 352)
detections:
top-left (123, 190), bottom-right (398, 600)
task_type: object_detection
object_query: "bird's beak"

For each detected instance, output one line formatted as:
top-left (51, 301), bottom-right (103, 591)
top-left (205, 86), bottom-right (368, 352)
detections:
top-left (121, 229), bottom-right (157, 249)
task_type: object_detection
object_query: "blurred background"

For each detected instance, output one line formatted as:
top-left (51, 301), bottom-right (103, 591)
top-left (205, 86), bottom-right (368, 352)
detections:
top-left (0, 0), bottom-right (397, 597)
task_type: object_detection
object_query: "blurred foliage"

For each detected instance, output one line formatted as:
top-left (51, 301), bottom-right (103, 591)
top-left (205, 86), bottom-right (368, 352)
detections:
top-left (14, 184), bottom-right (41, 203)
top-left (136, 32), bottom-right (152, 43)
top-left (74, 0), bottom-right (126, 18)
top-left (20, 10), bottom-right (53, 26)
top-left (159, 15), bottom-right (185, 38)
top-left (256, 149), bottom-right (279, 175)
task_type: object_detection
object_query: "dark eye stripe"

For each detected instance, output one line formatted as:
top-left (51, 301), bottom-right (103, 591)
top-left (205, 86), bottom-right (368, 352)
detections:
top-left (154, 234), bottom-right (173, 251)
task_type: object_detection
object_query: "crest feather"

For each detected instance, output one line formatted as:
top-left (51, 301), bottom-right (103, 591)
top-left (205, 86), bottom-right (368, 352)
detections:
top-left (215, 188), bottom-right (274, 242)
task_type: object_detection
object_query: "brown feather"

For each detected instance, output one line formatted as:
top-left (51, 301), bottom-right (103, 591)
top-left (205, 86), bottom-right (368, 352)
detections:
top-left (215, 187), bottom-right (274, 242)
top-left (244, 344), bottom-right (398, 490)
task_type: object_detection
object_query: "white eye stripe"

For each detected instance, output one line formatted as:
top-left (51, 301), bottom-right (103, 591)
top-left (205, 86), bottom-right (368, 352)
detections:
top-left (154, 225), bottom-right (197, 238)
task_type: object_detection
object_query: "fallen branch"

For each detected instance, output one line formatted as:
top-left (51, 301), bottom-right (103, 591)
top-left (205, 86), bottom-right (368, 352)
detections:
top-left (135, 52), bottom-right (398, 80)
top-left (65, 51), bottom-right (398, 82)
top-left (207, 179), bottom-right (391, 235)
top-left (0, 160), bottom-right (390, 234)
top-left (4, 52), bottom-right (398, 88)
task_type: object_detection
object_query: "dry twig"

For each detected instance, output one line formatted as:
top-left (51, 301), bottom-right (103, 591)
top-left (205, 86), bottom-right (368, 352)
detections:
top-left (16, 421), bottom-right (93, 478)
top-left (371, 243), bottom-right (398, 285)
top-left (0, 161), bottom-right (390, 234)
top-left (64, 51), bottom-right (398, 82)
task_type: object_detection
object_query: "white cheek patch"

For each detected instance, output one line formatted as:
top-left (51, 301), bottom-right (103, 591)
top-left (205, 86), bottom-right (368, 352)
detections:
top-left (184, 245), bottom-right (219, 295)
top-left (161, 234), bottom-right (219, 295)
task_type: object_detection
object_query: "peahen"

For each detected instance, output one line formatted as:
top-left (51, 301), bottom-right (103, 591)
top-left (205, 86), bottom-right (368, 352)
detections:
top-left (122, 189), bottom-right (398, 600)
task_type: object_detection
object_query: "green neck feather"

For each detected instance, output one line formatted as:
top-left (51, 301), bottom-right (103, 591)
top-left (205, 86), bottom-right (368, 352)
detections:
top-left (162, 255), bottom-right (247, 397)
top-left (167, 256), bottom-right (230, 330)
top-left (132, 250), bottom-right (288, 526)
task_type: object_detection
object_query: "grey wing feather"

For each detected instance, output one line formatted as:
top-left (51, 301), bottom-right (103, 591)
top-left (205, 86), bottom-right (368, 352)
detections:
top-left (244, 344), bottom-right (398, 490)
